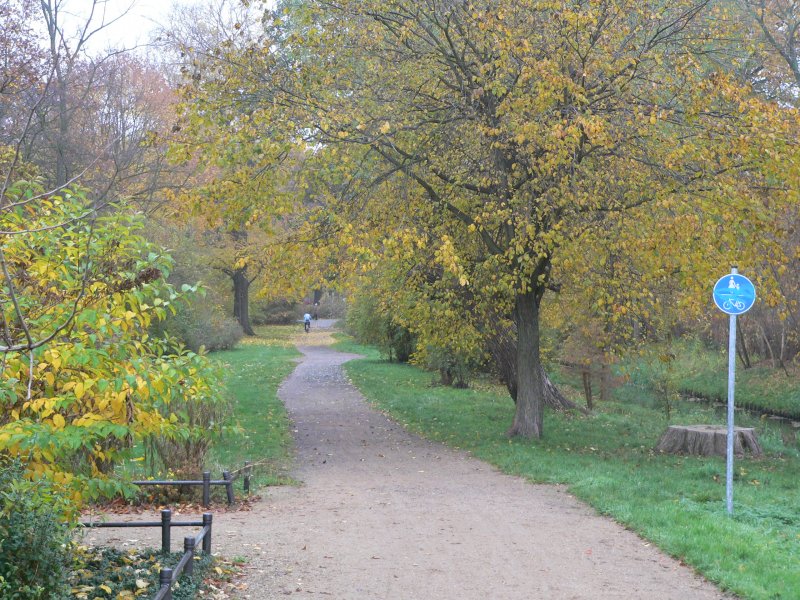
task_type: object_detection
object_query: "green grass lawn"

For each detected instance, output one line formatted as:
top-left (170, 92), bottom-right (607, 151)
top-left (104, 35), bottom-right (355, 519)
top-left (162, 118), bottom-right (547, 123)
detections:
top-left (207, 325), bottom-right (300, 487)
top-left (336, 340), bottom-right (800, 600)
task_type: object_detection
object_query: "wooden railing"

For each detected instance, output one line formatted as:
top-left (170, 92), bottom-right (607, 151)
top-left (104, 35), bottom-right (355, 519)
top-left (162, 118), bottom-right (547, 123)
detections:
top-left (80, 460), bottom-right (262, 596)
top-left (133, 461), bottom-right (254, 507)
top-left (80, 509), bottom-right (213, 600)
top-left (152, 516), bottom-right (211, 600)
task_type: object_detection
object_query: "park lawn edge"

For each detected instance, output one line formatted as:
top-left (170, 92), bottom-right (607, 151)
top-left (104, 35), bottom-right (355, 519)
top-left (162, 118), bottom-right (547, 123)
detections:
top-left (208, 326), bottom-right (301, 488)
top-left (336, 342), bottom-right (800, 600)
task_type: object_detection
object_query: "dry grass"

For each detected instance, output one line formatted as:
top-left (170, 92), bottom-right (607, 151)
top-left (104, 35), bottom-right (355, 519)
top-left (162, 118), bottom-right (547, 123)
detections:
top-left (291, 328), bottom-right (338, 346)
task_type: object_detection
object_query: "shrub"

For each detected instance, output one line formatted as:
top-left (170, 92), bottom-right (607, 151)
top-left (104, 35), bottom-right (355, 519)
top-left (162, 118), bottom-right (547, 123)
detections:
top-left (251, 299), bottom-right (298, 325)
top-left (0, 460), bottom-right (73, 600)
top-left (0, 184), bottom-right (229, 504)
top-left (146, 347), bottom-right (232, 476)
top-left (153, 295), bottom-right (243, 352)
top-left (423, 344), bottom-right (473, 387)
top-left (345, 294), bottom-right (415, 362)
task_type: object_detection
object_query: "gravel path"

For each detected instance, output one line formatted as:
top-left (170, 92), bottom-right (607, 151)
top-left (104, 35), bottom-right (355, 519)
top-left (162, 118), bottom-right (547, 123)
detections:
top-left (84, 323), bottom-right (734, 599)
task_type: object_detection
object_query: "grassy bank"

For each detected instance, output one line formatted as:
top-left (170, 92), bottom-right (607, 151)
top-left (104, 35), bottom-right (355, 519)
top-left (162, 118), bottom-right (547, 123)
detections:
top-left (337, 341), bottom-right (800, 599)
top-left (620, 341), bottom-right (800, 419)
top-left (208, 326), bottom-right (300, 487)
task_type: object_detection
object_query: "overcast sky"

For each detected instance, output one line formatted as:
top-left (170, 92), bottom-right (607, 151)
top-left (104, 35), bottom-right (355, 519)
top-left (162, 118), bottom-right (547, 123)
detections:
top-left (61, 0), bottom-right (277, 54)
top-left (65, 0), bottom-right (179, 52)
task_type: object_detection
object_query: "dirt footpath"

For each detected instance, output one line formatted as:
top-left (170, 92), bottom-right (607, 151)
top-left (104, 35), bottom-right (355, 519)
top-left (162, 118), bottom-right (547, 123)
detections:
top-left (224, 331), bottom-right (732, 599)
top-left (84, 327), bottom-right (734, 599)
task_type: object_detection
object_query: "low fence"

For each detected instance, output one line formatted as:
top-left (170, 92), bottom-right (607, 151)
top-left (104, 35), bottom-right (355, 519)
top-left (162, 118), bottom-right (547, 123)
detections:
top-left (133, 461), bottom-right (254, 507)
top-left (80, 509), bottom-right (212, 600)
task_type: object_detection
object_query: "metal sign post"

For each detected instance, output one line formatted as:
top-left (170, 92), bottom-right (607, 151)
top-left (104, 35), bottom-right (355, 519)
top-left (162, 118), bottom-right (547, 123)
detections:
top-left (725, 309), bottom-right (737, 515)
top-left (712, 267), bottom-right (756, 515)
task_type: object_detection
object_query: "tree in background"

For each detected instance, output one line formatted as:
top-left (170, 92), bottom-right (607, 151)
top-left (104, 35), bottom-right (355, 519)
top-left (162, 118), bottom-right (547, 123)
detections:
top-left (162, 0), bottom-right (304, 334)
top-left (0, 1), bottom-right (189, 212)
top-left (0, 0), bottom-right (46, 140)
top-left (723, 0), bottom-right (800, 367)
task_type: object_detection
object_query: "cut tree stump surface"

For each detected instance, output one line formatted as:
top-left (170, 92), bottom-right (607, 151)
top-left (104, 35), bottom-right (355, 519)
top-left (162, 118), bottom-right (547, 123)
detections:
top-left (656, 424), bottom-right (763, 457)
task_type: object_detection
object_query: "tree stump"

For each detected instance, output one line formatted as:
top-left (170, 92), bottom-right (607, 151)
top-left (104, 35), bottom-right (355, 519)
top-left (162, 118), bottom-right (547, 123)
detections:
top-left (655, 425), bottom-right (763, 457)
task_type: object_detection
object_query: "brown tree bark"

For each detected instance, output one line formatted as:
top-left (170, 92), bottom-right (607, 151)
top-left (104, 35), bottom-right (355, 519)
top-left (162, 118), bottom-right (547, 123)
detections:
top-left (507, 290), bottom-right (545, 438)
top-left (232, 268), bottom-right (256, 336)
top-left (485, 315), bottom-right (582, 413)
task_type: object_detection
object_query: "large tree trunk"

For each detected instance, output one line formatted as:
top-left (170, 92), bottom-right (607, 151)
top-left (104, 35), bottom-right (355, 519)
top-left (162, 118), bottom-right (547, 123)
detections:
top-left (507, 290), bottom-right (545, 438)
top-left (485, 314), bottom-right (582, 413)
top-left (232, 268), bottom-right (256, 336)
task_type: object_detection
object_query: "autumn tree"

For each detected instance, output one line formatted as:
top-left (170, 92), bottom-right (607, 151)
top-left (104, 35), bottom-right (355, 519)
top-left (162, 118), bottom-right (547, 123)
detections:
top-left (253, 0), bottom-right (797, 438)
top-left (739, 0), bottom-right (800, 91)
top-left (0, 0), bottom-right (46, 141)
top-left (0, 2), bottom-right (229, 502)
top-left (0, 1), bottom-right (186, 211)
top-left (726, 0), bottom-right (800, 366)
top-left (162, 0), bottom-right (303, 335)
top-left (36, 0), bottom-right (132, 189)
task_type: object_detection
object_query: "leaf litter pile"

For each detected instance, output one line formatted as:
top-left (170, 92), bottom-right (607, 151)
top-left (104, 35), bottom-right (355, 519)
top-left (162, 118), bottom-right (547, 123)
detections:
top-left (69, 545), bottom-right (239, 599)
top-left (73, 498), bottom-right (257, 599)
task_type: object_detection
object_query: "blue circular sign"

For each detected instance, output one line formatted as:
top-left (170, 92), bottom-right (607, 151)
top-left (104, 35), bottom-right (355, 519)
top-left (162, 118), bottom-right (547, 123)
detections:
top-left (713, 273), bottom-right (756, 315)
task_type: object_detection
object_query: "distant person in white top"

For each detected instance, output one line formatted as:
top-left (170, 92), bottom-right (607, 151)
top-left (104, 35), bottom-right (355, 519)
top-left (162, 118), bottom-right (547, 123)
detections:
top-left (303, 313), bottom-right (312, 332)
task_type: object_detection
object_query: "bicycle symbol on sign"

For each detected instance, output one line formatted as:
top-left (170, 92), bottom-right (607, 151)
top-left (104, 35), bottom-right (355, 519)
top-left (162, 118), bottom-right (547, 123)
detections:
top-left (722, 298), bottom-right (746, 312)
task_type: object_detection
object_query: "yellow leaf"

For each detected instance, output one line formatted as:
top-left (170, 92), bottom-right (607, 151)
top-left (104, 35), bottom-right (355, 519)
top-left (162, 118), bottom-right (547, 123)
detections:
top-left (52, 413), bottom-right (66, 429)
top-left (100, 584), bottom-right (112, 594)
top-left (380, 121), bottom-right (391, 134)
top-left (135, 579), bottom-right (149, 590)
top-left (111, 392), bottom-right (125, 416)
top-left (75, 382), bottom-right (85, 400)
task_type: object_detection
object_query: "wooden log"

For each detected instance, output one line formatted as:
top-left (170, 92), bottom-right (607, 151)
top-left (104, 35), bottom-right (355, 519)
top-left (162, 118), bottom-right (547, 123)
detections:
top-left (655, 425), bottom-right (763, 457)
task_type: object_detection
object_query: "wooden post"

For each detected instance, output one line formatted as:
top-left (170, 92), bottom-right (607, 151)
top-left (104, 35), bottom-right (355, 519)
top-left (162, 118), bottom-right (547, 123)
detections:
top-left (581, 369), bottom-right (593, 410)
top-left (184, 536), bottom-right (195, 576)
top-left (202, 513), bottom-right (213, 554)
top-left (202, 471), bottom-right (211, 507)
top-left (243, 461), bottom-right (251, 494)
top-left (223, 470), bottom-right (234, 505)
top-left (159, 568), bottom-right (173, 600)
top-left (599, 361), bottom-right (609, 402)
top-left (160, 509), bottom-right (171, 554)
